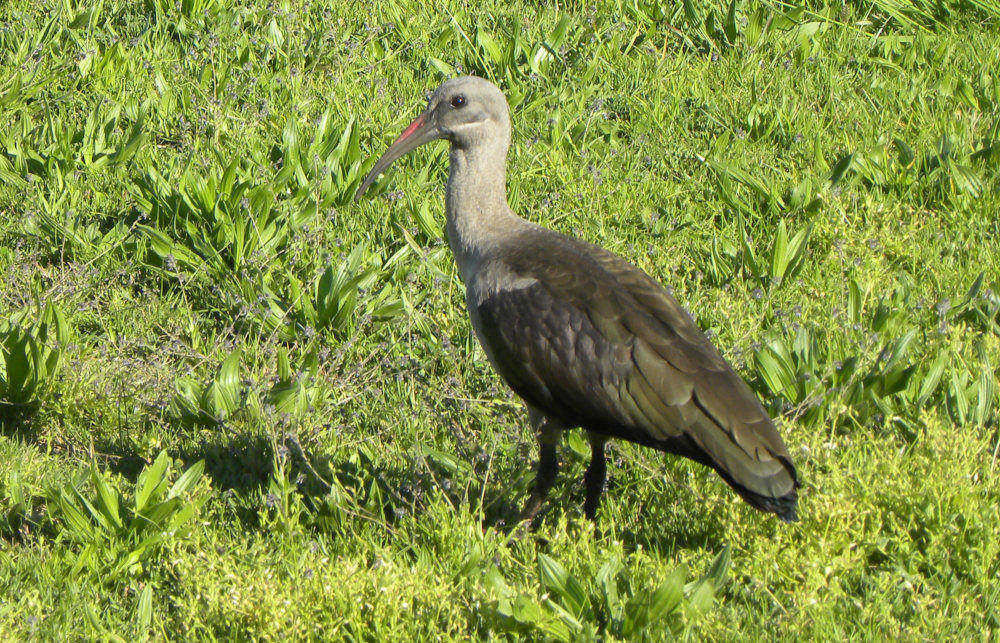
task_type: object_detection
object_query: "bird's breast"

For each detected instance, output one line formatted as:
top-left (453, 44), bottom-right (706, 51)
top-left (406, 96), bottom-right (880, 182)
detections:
top-left (463, 260), bottom-right (538, 372)
top-left (467, 260), bottom-right (539, 308)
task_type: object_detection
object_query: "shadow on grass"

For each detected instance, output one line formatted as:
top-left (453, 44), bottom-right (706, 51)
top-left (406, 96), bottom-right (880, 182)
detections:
top-left (85, 428), bottom-right (273, 492)
top-left (86, 431), bottom-right (275, 529)
top-left (0, 404), bottom-right (43, 440)
top-left (5, 403), bottom-right (726, 550)
top-left (356, 438), bottom-right (730, 551)
top-left (177, 433), bottom-right (275, 494)
top-left (602, 469), bottom-right (732, 555)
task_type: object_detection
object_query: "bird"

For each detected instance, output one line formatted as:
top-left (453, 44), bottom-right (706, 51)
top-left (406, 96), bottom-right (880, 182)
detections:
top-left (355, 76), bottom-right (799, 525)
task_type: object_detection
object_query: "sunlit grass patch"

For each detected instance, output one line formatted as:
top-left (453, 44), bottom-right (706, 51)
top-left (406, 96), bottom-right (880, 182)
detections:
top-left (0, 0), bottom-right (998, 638)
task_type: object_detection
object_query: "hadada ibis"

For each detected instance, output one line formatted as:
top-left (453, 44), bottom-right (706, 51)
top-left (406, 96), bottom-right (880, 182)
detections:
top-left (356, 76), bottom-right (799, 524)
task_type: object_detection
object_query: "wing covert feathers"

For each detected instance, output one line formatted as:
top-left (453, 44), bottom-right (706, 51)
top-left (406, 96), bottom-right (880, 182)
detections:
top-left (473, 227), bottom-right (799, 520)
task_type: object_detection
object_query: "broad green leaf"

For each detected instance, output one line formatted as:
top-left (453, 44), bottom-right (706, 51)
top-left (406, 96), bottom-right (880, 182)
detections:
top-left (207, 349), bottom-right (243, 418)
top-left (267, 18), bottom-right (285, 48)
top-left (881, 330), bottom-right (917, 371)
top-left (416, 445), bottom-right (471, 474)
top-left (686, 546), bottom-right (729, 617)
top-left (538, 554), bottom-right (570, 596)
top-left (848, 279), bottom-right (864, 324)
top-left (683, 0), bottom-right (703, 28)
top-left (565, 431), bottom-right (589, 459)
top-left (72, 485), bottom-right (112, 533)
top-left (705, 545), bottom-right (731, 587)
top-left (829, 153), bottom-right (854, 186)
top-left (769, 220), bottom-right (789, 283)
top-left (168, 459), bottom-right (204, 498)
top-left (647, 565), bottom-right (686, 621)
top-left (561, 572), bottom-right (590, 618)
top-left (686, 580), bottom-right (717, 616)
top-left (57, 489), bottom-right (97, 539)
top-left (549, 14), bottom-right (571, 49)
top-left (753, 344), bottom-right (797, 400)
top-left (84, 601), bottom-right (106, 635)
top-left (740, 232), bottom-right (762, 281)
top-left (542, 597), bottom-right (585, 635)
top-left (134, 451), bottom-right (171, 514)
top-left (91, 464), bottom-right (123, 530)
top-left (139, 497), bottom-right (182, 528)
top-left (595, 560), bottom-right (622, 615)
top-left (277, 348), bottom-right (292, 381)
top-left (781, 223), bottom-right (813, 283)
top-left (166, 502), bottom-right (198, 532)
top-left (916, 351), bottom-right (949, 405)
top-left (974, 368), bottom-right (996, 426)
top-left (724, 0), bottom-right (739, 43)
top-left (134, 584), bottom-right (153, 633)
top-left (113, 114), bottom-right (146, 168)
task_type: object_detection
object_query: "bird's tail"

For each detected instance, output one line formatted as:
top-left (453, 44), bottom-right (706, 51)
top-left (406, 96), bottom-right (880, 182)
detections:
top-left (732, 479), bottom-right (798, 522)
top-left (653, 432), bottom-right (800, 522)
top-left (712, 459), bottom-right (799, 522)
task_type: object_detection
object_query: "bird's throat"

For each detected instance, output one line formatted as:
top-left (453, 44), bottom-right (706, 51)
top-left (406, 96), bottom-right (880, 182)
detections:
top-left (444, 143), bottom-right (523, 281)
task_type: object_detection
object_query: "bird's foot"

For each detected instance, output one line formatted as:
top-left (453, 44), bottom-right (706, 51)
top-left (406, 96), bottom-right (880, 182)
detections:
top-left (500, 494), bottom-right (547, 545)
top-left (504, 518), bottom-right (552, 548)
top-left (505, 520), bottom-right (532, 545)
top-left (574, 514), bottom-right (602, 540)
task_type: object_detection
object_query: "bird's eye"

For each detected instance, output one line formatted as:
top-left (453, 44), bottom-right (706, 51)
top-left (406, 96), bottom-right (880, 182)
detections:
top-left (450, 95), bottom-right (467, 109)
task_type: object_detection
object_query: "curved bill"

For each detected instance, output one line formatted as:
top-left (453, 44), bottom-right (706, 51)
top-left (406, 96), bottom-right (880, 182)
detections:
top-left (354, 111), bottom-right (440, 201)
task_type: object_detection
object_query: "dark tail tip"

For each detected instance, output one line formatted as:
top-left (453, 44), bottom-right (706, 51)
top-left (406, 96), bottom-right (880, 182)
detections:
top-left (736, 485), bottom-right (799, 523)
top-left (709, 463), bottom-right (800, 523)
top-left (771, 494), bottom-right (798, 523)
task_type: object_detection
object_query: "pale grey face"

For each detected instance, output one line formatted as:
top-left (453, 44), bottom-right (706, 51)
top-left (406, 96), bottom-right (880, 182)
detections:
top-left (425, 76), bottom-right (509, 148)
top-left (355, 76), bottom-right (510, 200)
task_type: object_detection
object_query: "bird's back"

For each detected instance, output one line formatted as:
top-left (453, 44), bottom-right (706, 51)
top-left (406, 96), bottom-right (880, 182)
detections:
top-left (469, 225), bottom-right (799, 520)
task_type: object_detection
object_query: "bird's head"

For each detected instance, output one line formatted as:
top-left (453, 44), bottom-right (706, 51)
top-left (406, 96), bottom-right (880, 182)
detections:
top-left (354, 76), bottom-right (510, 201)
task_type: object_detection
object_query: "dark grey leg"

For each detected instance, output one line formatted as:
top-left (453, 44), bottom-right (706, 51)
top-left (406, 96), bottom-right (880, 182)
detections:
top-left (583, 433), bottom-right (608, 521)
top-left (518, 407), bottom-right (562, 524)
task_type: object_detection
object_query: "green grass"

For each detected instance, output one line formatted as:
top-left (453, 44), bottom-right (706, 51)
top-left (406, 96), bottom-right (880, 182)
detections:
top-left (1, 0), bottom-right (999, 638)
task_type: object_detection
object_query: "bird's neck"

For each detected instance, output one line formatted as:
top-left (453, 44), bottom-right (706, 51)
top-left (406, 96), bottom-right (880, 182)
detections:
top-left (445, 142), bottom-right (524, 280)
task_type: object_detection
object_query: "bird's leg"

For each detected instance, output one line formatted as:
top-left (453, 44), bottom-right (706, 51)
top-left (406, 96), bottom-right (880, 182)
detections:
top-left (518, 407), bottom-right (562, 524)
top-left (583, 433), bottom-right (608, 521)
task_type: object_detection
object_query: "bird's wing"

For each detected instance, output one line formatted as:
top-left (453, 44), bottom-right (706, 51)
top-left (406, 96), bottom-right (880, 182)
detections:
top-left (473, 229), bottom-right (798, 505)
